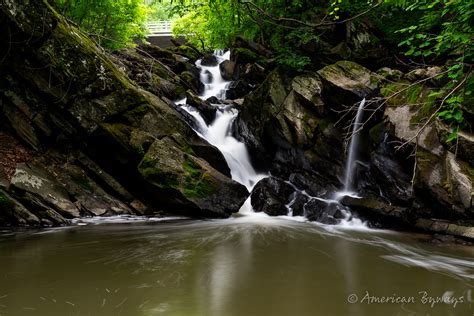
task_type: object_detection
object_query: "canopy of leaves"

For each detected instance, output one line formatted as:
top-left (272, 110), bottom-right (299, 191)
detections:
top-left (54, 0), bottom-right (148, 49)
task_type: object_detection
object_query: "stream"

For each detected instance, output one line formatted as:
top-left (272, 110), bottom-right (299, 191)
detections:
top-left (0, 218), bottom-right (473, 315)
top-left (0, 52), bottom-right (472, 316)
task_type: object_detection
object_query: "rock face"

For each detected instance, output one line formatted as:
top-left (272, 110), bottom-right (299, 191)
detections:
top-left (251, 177), bottom-right (293, 216)
top-left (0, 0), bottom-right (248, 225)
top-left (317, 61), bottom-right (379, 110)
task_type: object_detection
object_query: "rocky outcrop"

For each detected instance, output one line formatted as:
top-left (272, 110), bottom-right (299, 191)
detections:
top-left (251, 177), bottom-right (293, 216)
top-left (317, 61), bottom-right (379, 111)
top-left (0, 0), bottom-right (248, 226)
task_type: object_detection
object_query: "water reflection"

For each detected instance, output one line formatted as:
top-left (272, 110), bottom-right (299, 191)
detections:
top-left (0, 217), bottom-right (472, 316)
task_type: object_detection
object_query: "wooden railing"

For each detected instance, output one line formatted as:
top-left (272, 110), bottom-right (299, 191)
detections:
top-left (146, 20), bottom-right (173, 36)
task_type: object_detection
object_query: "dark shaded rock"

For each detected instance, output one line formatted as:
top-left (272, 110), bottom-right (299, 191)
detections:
top-left (185, 91), bottom-right (217, 124)
top-left (226, 80), bottom-right (254, 100)
top-left (370, 150), bottom-right (414, 205)
top-left (251, 177), bottom-right (294, 216)
top-left (220, 60), bottom-right (236, 81)
top-left (181, 67), bottom-right (204, 95)
top-left (288, 193), bottom-right (309, 216)
top-left (200, 54), bottom-right (219, 67)
top-left (169, 45), bottom-right (201, 62)
top-left (0, 188), bottom-right (41, 226)
top-left (304, 198), bottom-right (328, 220)
top-left (341, 195), bottom-right (410, 224)
top-left (288, 172), bottom-right (335, 197)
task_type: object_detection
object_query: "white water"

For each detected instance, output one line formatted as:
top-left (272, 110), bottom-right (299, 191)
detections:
top-left (343, 98), bottom-right (366, 192)
top-left (176, 53), bottom-right (365, 226)
top-left (180, 51), bottom-right (266, 193)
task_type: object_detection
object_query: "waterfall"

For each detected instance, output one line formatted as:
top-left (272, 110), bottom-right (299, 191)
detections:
top-left (342, 98), bottom-right (366, 192)
top-left (179, 51), bottom-right (266, 193)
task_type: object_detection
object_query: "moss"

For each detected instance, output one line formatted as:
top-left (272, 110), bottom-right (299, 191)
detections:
top-left (233, 48), bottom-right (263, 65)
top-left (122, 104), bottom-right (149, 126)
top-left (70, 174), bottom-right (93, 192)
top-left (182, 158), bottom-right (216, 198)
top-left (137, 155), bottom-right (179, 189)
top-left (179, 141), bottom-right (196, 155)
top-left (462, 162), bottom-right (474, 185)
top-left (0, 192), bottom-right (14, 209)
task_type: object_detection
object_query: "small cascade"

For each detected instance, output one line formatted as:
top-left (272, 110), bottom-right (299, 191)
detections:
top-left (342, 98), bottom-right (366, 193)
top-left (178, 51), bottom-right (266, 193)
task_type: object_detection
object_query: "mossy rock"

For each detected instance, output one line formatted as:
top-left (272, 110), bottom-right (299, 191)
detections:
top-left (137, 138), bottom-right (248, 217)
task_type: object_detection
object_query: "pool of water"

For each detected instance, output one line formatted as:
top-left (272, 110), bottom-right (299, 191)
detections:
top-left (0, 214), bottom-right (472, 316)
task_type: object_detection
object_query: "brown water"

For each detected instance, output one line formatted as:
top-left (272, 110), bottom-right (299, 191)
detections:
top-left (0, 214), bottom-right (473, 316)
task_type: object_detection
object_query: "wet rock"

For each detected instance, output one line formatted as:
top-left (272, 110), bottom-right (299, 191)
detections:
top-left (181, 67), bottom-right (204, 95)
top-left (185, 91), bottom-right (217, 124)
top-left (219, 60), bottom-right (236, 81)
top-left (138, 137), bottom-right (248, 218)
top-left (200, 54), bottom-right (219, 67)
top-left (226, 80), bottom-right (254, 100)
top-left (404, 67), bottom-right (443, 83)
top-left (0, 1), bottom-right (250, 225)
top-left (251, 177), bottom-right (294, 216)
top-left (370, 150), bottom-right (414, 205)
top-left (202, 70), bottom-right (213, 84)
top-left (341, 195), bottom-right (409, 223)
top-left (306, 201), bottom-right (345, 224)
top-left (288, 192), bottom-right (309, 216)
top-left (415, 218), bottom-right (474, 241)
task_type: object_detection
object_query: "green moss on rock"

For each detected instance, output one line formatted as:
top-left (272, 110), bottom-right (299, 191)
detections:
top-left (182, 158), bottom-right (216, 198)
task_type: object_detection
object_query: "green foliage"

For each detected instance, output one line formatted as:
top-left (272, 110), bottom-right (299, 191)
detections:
top-left (388, 0), bottom-right (473, 140)
top-left (54, 0), bottom-right (148, 49)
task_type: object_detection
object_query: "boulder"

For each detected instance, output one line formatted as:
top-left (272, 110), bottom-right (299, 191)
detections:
top-left (235, 68), bottom-right (344, 187)
top-left (10, 164), bottom-right (80, 218)
top-left (200, 54), bottom-right (218, 67)
top-left (138, 137), bottom-right (248, 217)
top-left (185, 90), bottom-right (217, 124)
top-left (181, 67), bottom-right (204, 95)
top-left (219, 60), bottom-right (236, 81)
top-left (341, 195), bottom-right (410, 223)
top-left (306, 200), bottom-right (345, 224)
top-left (317, 61), bottom-right (378, 110)
top-left (385, 105), bottom-right (444, 156)
top-left (250, 177), bottom-right (294, 216)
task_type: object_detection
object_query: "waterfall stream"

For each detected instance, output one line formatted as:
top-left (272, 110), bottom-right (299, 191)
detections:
top-left (176, 51), bottom-right (364, 224)
top-left (343, 98), bottom-right (366, 192)
top-left (177, 51), bottom-right (267, 194)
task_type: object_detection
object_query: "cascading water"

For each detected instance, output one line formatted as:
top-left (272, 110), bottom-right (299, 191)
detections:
top-left (342, 98), bottom-right (366, 193)
top-left (178, 51), bottom-right (266, 194)
top-left (176, 51), bottom-right (365, 224)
